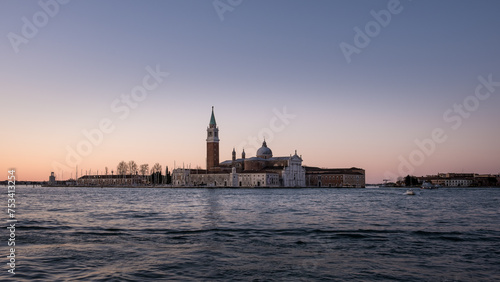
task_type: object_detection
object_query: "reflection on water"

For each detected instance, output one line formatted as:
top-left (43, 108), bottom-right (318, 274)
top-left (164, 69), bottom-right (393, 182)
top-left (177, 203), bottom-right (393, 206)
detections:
top-left (4, 187), bottom-right (500, 281)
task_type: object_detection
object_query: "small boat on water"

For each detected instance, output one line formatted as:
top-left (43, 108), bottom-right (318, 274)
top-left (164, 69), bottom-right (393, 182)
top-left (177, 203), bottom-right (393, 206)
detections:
top-left (421, 181), bottom-right (439, 189)
top-left (404, 189), bottom-right (415, 195)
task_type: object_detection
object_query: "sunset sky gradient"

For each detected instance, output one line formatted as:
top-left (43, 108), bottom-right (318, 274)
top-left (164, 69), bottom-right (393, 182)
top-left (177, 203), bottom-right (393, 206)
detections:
top-left (1, 0), bottom-right (499, 183)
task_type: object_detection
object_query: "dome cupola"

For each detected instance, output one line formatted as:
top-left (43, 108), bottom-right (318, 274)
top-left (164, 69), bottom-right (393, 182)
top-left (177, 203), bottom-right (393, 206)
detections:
top-left (256, 140), bottom-right (273, 159)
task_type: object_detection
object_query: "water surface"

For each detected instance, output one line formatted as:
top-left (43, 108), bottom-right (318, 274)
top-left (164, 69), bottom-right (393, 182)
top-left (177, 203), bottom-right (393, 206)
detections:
top-left (4, 187), bottom-right (500, 281)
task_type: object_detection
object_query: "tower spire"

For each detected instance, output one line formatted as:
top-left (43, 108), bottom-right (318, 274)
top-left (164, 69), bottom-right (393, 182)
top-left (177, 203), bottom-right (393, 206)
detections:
top-left (206, 106), bottom-right (220, 171)
top-left (209, 106), bottom-right (217, 128)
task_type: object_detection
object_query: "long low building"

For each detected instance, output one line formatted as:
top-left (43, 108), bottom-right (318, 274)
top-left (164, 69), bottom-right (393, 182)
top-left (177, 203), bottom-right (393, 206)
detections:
top-left (418, 173), bottom-right (499, 187)
top-left (77, 174), bottom-right (148, 186)
top-left (304, 167), bottom-right (366, 188)
top-left (172, 168), bottom-right (282, 187)
top-left (172, 145), bottom-right (306, 187)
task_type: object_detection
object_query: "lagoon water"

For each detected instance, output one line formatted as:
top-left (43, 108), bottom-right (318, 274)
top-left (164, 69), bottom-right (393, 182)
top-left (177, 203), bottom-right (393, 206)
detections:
top-left (4, 187), bottom-right (500, 281)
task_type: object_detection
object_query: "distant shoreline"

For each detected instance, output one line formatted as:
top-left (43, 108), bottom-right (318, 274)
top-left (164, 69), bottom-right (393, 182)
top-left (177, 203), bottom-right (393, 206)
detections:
top-left (38, 185), bottom-right (362, 189)
top-left (7, 185), bottom-right (500, 189)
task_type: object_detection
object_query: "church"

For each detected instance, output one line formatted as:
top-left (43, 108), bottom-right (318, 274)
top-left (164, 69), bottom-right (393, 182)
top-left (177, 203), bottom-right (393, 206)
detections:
top-left (172, 107), bottom-right (306, 187)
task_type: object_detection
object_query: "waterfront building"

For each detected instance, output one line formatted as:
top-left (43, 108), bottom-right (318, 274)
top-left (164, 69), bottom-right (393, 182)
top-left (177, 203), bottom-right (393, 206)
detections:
top-left (417, 173), bottom-right (499, 187)
top-left (304, 167), bottom-right (366, 188)
top-left (172, 107), bottom-right (306, 187)
top-left (77, 174), bottom-right (148, 186)
top-left (46, 172), bottom-right (77, 186)
top-left (49, 172), bottom-right (56, 185)
top-left (443, 178), bottom-right (473, 187)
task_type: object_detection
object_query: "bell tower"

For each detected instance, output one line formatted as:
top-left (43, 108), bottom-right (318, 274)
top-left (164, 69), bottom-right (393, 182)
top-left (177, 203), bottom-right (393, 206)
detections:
top-left (206, 106), bottom-right (219, 171)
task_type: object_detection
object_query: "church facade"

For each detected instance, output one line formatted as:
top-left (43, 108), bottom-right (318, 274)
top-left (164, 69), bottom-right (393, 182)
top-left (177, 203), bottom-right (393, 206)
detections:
top-left (172, 107), bottom-right (306, 187)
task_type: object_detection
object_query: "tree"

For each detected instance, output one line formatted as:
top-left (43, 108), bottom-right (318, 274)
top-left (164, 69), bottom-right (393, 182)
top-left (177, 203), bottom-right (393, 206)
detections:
top-left (151, 163), bottom-right (163, 185)
top-left (165, 166), bottom-right (171, 184)
top-left (128, 160), bottom-right (138, 175)
top-left (117, 161), bottom-right (128, 175)
top-left (405, 175), bottom-right (419, 186)
top-left (151, 171), bottom-right (163, 185)
top-left (151, 163), bottom-right (162, 173)
top-left (488, 177), bottom-right (498, 186)
top-left (140, 164), bottom-right (149, 176)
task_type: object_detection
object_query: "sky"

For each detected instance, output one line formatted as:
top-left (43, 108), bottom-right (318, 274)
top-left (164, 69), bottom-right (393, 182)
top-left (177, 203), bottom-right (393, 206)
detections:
top-left (1, 0), bottom-right (500, 183)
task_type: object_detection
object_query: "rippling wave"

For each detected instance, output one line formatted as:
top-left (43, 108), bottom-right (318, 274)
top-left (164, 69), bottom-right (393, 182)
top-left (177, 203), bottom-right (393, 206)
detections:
top-left (3, 187), bottom-right (500, 281)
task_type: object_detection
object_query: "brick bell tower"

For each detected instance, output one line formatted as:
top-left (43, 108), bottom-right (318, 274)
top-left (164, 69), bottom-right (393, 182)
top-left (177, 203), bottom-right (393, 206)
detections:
top-left (206, 106), bottom-right (219, 171)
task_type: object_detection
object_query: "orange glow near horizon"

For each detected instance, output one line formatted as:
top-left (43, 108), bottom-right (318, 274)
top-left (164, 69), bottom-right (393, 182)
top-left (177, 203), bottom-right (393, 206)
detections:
top-left (2, 106), bottom-right (499, 184)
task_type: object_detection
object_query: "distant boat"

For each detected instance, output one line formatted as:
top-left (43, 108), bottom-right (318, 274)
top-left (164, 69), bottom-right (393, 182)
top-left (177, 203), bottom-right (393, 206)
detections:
top-left (421, 181), bottom-right (439, 189)
top-left (404, 189), bottom-right (415, 195)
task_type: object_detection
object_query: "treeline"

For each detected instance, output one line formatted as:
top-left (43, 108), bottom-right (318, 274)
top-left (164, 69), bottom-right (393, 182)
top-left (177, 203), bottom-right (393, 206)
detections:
top-left (110, 160), bottom-right (171, 184)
